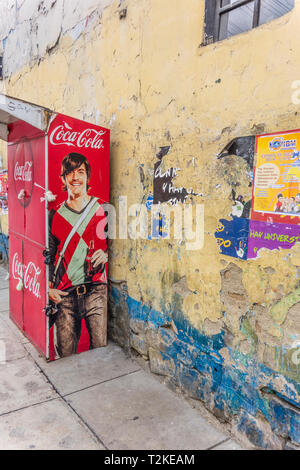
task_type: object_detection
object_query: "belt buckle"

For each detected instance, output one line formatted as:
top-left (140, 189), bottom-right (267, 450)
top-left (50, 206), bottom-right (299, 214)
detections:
top-left (76, 285), bottom-right (87, 296)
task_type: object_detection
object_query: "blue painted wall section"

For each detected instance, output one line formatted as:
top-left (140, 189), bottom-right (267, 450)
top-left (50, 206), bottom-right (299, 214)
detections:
top-left (0, 232), bottom-right (8, 262)
top-left (110, 285), bottom-right (300, 448)
top-left (215, 217), bottom-right (249, 260)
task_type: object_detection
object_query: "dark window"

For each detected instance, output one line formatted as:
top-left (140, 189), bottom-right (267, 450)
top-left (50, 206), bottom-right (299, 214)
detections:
top-left (204, 0), bottom-right (294, 44)
top-left (0, 56), bottom-right (2, 80)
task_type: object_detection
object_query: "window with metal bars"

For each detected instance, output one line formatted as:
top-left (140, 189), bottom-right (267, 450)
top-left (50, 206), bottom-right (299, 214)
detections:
top-left (204, 0), bottom-right (294, 44)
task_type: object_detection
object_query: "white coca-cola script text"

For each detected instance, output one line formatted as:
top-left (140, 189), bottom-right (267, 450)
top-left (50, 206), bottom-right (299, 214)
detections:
top-left (50, 121), bottom-right (106, 149)
top-left (14, 162), bottom-right (32, 182)
top-left (12, 253), bottom-right (41, 299)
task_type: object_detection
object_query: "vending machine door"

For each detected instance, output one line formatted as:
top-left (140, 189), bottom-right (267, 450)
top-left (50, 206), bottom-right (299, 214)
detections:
top-left (47, 113), bottom-right (110, 360)
top-left (4, 98), bottom-right (110, 361)
top-left (8, 121), bottom-right (48, 357)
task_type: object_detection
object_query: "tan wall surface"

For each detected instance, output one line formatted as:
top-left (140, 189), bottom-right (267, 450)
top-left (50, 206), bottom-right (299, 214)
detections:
top-left (0, 0), bottom-right (299, 447)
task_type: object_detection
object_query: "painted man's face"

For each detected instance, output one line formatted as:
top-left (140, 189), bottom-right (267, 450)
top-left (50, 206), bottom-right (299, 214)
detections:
top-left (63, 164), bottom-right (88, 197)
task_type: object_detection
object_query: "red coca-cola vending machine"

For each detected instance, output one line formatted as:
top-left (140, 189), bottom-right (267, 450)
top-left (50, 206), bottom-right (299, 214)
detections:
top-left (0, 94), bottom-right (110, 361)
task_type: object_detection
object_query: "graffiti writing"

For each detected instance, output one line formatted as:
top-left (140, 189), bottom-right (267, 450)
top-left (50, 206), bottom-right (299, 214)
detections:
top-left (153, 146), bottom-right (197, 205)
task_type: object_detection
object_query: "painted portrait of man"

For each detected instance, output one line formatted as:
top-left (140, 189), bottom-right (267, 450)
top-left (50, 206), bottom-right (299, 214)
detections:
top-left (48, 152), bottom-right (108, 358)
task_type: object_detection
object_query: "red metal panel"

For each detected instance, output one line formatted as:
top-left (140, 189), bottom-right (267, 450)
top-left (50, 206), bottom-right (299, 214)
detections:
top-left (9, 235), bottom-right (47, 355)
top-left (8, 120), bottom-right (48, 357)
top-left (22, 238), bottom-right (47, 356)
top-left (9, 233), bottom-right (24, 330)
top-left (48, 114), bottom-right (110, 207)
top-left (48, 114), bottom-right (110, 358)
top-left (7, 113), bottom-right (109, 361)
top-left (24, 136), bottom-right (46, 246)
top-left (8, 141), bottom-right (26, 238)
top-left (9, 120), bottom-right (44, 142)
top-left (8, 122), bottom-right (45, 245)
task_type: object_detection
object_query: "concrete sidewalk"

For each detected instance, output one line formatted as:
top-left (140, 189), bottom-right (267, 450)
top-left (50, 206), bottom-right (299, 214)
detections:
top-left (0, 266), bottom-right (244, 450)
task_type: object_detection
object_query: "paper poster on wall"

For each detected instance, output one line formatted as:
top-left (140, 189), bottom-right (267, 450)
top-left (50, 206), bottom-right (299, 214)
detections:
top-left (251, 130), bottom-right (300, 225)
top-left (247, 220), bottom-right (300, 259)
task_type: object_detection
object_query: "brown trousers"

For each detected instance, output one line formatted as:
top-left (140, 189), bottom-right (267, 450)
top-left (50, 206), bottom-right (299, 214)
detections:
top-left (54, 284), bottom-right (107, 358)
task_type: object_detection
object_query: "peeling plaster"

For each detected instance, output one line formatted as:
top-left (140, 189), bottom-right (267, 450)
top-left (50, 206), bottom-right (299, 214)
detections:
top-left (0, 0), bottom-right (115, 77)
top-left (1, 0), bottom-right (300, 449)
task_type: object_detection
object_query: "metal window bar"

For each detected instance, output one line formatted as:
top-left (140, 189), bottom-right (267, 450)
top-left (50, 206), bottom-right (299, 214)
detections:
top-left (205, 0), bottom-right (294, 45)
top-left (253, 0), bottom-right (261, 27)
top-left (218, 0), bottom-right (256, 14)
top-left (215, 0), bottom-right (256, 39)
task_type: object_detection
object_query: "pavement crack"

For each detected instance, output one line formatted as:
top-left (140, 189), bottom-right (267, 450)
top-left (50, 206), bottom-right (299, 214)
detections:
top-left (206, 437), bottom-right (231, 450)
top-left (0, 397), bottom-right (59, 418)
top-left (63, 369), bottom-right (141, 398)
top-left (0, 353), bottom-right (29, 363)
top-left (29, 356), bottom-right (108, 450)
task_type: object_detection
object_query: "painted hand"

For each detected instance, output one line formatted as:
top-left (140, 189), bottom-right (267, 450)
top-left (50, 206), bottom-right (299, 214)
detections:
top-left (235, 241), bottom-right (247, 259)
top-left (91, 249), bottom-right (108, 268)
top-left (49, 288), bottom-right (69, 305)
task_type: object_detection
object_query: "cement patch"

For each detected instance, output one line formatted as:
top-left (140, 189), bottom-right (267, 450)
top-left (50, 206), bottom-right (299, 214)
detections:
top-left (0, 399), bottom-right (103, 450)
top-left (0, 317), bottom-right (28, 361)
top-left (1, 315), bottom-right (31, 345)
top-left (0, 267), bottom-right (8, 290)
top-left (66, 370), bottom-right (228, 450)
top-left (0, 356), bottom-right (57, 415)
top-left (0, 288), bottom-right (9, 313)
top-left (24, 341), bottom-right (141, 396)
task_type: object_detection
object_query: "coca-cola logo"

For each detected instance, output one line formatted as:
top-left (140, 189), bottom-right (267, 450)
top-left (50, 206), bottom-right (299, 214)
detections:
top-left (13, 139), bottom-right (34, 208)
top-left (12, 252), bottom-right (41, 299)
top-left (50, 121), bottom-right (106, 149)
top-left (14, 161), bottom-right (33, 182)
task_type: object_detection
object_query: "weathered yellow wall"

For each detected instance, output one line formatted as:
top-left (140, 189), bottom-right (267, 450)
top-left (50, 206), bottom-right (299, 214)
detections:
top-left (2, 0), bottom-right (300, 375)
top-left (0, 213), bottom-right (8, 236)
top-left (1, 0), bottom-right (300, 445)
